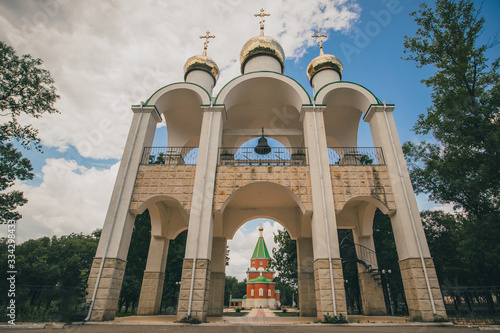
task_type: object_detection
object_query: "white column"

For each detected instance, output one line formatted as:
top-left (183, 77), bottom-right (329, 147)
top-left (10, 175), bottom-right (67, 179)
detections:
top-left (87, 105), bottom-right (161, 321)
top-left (178, 105), bottom-right (224, 321)
top-left (364, 105), bottom-right (430, 260)
top-left (302, 106), bottom-right (346, 317)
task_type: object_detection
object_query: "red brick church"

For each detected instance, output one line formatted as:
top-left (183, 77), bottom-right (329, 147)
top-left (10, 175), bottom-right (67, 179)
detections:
top-left (229, 226), bottom-right (280, 308)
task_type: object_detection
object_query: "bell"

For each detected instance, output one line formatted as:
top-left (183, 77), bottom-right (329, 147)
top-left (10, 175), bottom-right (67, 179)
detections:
top-left (254, 127), bottom-right (271, 155)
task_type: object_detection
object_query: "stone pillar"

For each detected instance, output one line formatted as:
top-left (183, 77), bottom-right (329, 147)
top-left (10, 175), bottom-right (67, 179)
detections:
top-left (313, 259), bottom-right (347, 317)
top-left (400, 258), bottom-right (445, 320)
top-left (86, 105), bottom-right (161, 321)
top-left (207, 237), bottom-right (227, 316)
top-left (302, 106), bottom-right (346, 318)
top-left (365, 105), bottom-right (446, 320)
top-left (178, 106), bottom-right (224, 321)
top-left (177, 259), bottom-right (211, 320)
top-left (297, 237), bottom-right (317, 317)
top-left (137, 236), bottom-right (170, 315)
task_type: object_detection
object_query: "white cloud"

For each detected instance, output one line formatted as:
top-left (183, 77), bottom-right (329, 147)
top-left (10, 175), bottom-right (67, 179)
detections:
top-left (2, 159), bottom-right (119, 243)
top-left (226, 220), bottom-right (284, 281)
top-left (0, 0), bottom-right (360, 160)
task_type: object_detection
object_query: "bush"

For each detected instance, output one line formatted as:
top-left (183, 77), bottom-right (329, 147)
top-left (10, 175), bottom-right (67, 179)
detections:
top-left (178, 315), bottom-right (202, 324)
top-left (322, 313), bottom-right (347, 324)
top-left (276, 306), bottom-right (281, 310)
top-left (282, 308), bottom-right (287, 313)
top-left (235, 308), bottom-right (241, 313)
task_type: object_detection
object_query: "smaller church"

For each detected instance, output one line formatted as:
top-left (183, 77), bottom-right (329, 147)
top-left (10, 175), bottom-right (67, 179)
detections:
top-left (230, 226), bottom-right (280, 308)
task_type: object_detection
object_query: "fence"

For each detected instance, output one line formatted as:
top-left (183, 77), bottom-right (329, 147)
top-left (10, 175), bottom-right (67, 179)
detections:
top-left (141, 147), bottom-right (198, 165)
top-left (218, 147), bottom-right (308, 166)
top-left (328, 147), bottom-right (385, 165)
top-left (442, 286), bottom-right (500, 324)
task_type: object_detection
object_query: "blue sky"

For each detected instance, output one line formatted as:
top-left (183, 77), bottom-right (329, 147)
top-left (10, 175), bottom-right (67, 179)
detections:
top-left (1, 0), bottom-right (499, 280)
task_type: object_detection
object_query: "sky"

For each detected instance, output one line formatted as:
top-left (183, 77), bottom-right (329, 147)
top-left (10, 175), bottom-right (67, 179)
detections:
top-left (0, 0), bottom-right (499, 281)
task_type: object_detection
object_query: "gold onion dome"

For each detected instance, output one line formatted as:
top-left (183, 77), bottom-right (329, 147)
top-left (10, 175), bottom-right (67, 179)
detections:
top-left (306, 53), bottom-right (343, 82)
top-left (184, 31), bottom-right (219, 84)
top-left (183, 54), bottom-right (219, 83)
top-left (240, 35), bottom-right (285, 74)
top-left (307, 29), bottom-right (343, 83)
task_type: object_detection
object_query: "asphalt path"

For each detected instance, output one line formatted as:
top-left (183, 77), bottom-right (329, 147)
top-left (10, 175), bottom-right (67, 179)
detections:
top-left (0, 324), bottom-right (488, 333)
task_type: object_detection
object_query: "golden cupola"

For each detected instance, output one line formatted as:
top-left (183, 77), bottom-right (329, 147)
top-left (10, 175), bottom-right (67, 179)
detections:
top-left (307, 29), bottom-right (343, 93)
top-left (183, 31), bottom-right (219, 93)
top-left (240, 9), bottom-right (285, 74)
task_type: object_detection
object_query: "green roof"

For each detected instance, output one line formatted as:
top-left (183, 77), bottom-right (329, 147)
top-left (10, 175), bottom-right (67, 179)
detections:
top-left (248, 276), bottom-right (274, 283)
top-left (251, 236), bottom-right (270, 259)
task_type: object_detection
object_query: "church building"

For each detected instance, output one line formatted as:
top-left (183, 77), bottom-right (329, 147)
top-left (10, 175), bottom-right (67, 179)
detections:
top-left (230, 226), bottom-right (280, 308)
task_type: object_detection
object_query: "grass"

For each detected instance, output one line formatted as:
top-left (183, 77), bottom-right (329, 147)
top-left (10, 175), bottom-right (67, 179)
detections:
top-left (223, 312), bottom-right (248, 317)
top-left (275, 312), bottom-right (299, 317)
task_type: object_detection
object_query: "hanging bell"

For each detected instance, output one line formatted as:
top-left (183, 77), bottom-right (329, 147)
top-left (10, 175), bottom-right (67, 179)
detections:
top-left (254, 127), bottom-right (271, 155)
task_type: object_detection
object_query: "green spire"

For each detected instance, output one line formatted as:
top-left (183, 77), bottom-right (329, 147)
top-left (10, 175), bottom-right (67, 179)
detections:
top-left (251, 226), bottom-right (270, 259)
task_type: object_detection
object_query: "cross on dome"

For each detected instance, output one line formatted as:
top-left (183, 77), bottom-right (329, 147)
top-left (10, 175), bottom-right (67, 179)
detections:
top-left (199, 31), bottom-right (215, 56)
top-left (254, 8), bottom-right (270, 36)
top-left (312, 29), bottom-right (328, 55)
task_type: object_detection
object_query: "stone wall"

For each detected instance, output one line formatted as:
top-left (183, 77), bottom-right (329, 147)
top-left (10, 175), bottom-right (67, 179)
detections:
top-left (130, 165), bottom-right (196, 212)
top-left (213, 165), bottom-right (312, 211)
top-left (330, 165), bottom-right (396, 213)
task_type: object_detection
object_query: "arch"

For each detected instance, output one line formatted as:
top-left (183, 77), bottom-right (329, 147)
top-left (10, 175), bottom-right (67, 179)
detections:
top-left (220, 181), bottom-right (306, 215)
top-left (145, 82), bottom-right (211, 106)
top-left (315, 82), bottom-right (382, 148)
top-left (344, 195), bottom-right (391, 215)
top-left (215, 71), bottom-right (311, 107)
top-left (220, 181), bottom-right (307, 240)
top-left (314, 81), bottom-right (381, 108)
top-left (132, 195), bottom-right (189, 239)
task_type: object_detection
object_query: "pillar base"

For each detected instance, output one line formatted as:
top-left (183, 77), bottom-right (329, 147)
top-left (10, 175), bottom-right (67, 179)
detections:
top-left (86, 257), bottom-right (126, 321)
top-left (358, 264), bottom-right (386, 315)
top-left (137, 271), bottom-right (166, 315)
top-left (400, 258), bottom-right (447, 320)
top-left (207, 272), bottom-right (225, 316)
top-left (298, 271), bottom-right (317, 316)
top-left (177, 258), bottom-right (211, 322)
top-left (313, 258), bottom-right (347, 319)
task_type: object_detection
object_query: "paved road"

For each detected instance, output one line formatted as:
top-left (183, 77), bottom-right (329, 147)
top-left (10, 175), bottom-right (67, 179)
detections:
top-left (0, 324), bottom-right (488, 333)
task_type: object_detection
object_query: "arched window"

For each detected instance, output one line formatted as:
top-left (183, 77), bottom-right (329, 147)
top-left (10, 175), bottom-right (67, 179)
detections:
top-left (260, 260), bottom-right (263, 266)
top-left (268, 289), bottom-right (271, 297)
top-left (259, 288), bottom-right (263, 296)
top-left (251, 289), bottom-right (254, 296)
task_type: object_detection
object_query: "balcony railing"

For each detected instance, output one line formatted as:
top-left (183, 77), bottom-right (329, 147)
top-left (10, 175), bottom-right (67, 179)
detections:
top-left (328, 147), bottom-right (385, 165)
top-left (218, 147), bottom-right (308, 166)
top-left (141, 147), bottom-right (198, 165)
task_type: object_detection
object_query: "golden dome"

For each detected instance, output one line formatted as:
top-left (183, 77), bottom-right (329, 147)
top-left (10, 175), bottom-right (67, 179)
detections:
top-left (183, 54), bottom-right (219, 83)
top-left (240, 35), bottom-right (285, 74)
top-left (307, 53), bottom-right (343, 82)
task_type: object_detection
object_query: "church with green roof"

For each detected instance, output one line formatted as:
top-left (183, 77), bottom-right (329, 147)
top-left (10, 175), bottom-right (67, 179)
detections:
top-left (230, 226), bottom-right (280, 308)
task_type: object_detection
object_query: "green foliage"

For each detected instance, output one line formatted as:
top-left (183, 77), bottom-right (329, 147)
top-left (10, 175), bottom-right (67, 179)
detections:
top-left (403, 0), bottom-right (500, 286)
top-left (322, 313), bottom-right (347, 324)
top-left (0, 41), bottom-right (59, 223)
top-left (235, 307), bottom-right (241, 313)
top-left (161, 229), bottom-right (187, 309)
top-left (0, 230), bottom-right (100, 322)
top-left (269, 229), bottom-right (297, 306)
top-left (224, 275), bottom-right (247, 306)
top-left (118, 211), bottom-right (151, 313)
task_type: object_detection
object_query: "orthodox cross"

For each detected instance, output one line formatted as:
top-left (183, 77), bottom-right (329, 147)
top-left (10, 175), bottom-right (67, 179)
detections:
top-left (254, 8), bottom-right (270, 36)
top-left (199, 31), bottom-right (215, 56)
top-left (312, 29), bottom-right (328, 54)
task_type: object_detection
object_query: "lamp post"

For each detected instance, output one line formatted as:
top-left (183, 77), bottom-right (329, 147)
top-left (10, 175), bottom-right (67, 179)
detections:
top-left (175, 281), bottom-right (181, 314)
top-left (381, 269), bottom-right (394, 315)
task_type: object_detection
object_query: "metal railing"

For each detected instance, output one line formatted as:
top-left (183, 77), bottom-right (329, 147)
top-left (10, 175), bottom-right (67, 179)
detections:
top-left (141, 147), bottom-right (198, 165)
top-left (328, 147), bottom-right (385, 165)
top-left (442, 286), bottom-right (500, 322)
top-left (218, 147), bottom-right (308, 166)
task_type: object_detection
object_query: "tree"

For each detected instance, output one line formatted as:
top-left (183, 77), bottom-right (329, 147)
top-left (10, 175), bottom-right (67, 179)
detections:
top-left (402, 0), bottom-right (500, 285)
top-left (269, 229), bottom-right (297, 306)
top-left (0, 41), bottom-right (59, 223)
